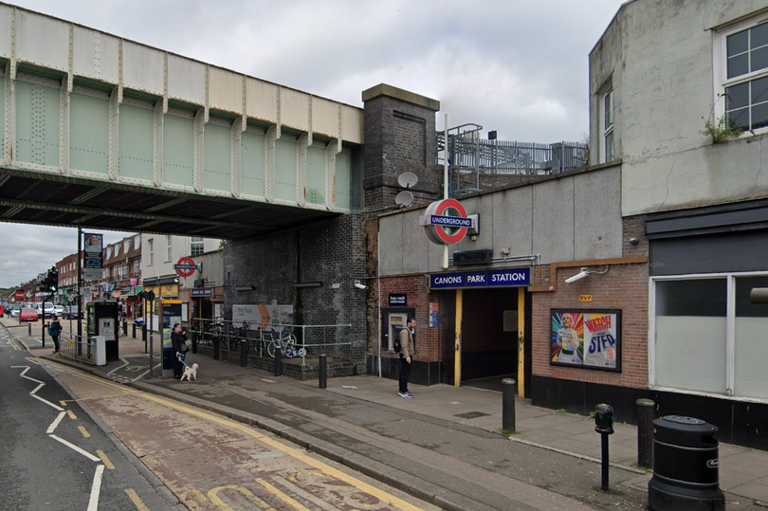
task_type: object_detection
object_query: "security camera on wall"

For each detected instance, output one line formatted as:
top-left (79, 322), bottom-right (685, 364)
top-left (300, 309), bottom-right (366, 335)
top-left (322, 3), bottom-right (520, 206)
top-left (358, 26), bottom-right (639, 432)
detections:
top-left (354, 280), bottom-right (367, 290)
top-left (565, 268), bottom-right (590, 284)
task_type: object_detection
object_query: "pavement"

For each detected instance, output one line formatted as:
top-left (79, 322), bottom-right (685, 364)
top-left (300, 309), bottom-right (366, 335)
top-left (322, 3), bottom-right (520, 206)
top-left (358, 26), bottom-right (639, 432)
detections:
top-left (5, 316), bottom-right (768, 511)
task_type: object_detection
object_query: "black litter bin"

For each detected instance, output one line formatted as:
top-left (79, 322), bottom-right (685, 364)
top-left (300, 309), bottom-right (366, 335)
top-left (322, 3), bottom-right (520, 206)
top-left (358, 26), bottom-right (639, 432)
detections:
top-left (648, 415), bottom-right (724, 511)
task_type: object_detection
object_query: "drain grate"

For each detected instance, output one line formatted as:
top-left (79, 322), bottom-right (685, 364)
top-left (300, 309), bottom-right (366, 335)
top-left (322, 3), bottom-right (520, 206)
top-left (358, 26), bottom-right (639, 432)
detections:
top-left (454, 411), bottom-right (490, 419)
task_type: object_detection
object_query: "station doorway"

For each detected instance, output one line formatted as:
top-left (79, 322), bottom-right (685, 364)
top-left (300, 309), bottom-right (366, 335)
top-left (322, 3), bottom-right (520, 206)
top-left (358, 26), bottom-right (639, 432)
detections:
top-left (442, 287), bottom-right (531, 396)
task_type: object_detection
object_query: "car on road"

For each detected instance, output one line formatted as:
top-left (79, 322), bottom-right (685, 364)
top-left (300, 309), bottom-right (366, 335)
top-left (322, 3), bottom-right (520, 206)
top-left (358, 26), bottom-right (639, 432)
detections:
top-left (53, 305), bottom-right (65, 317)
top-left (19, 308), bottom-right (38, 322)
top-left (35, 302), bottom-right (55, 317)
top-left (61, 305), bottom-right (81, 319)
top-left (10, 305), bottom-right (25, 318)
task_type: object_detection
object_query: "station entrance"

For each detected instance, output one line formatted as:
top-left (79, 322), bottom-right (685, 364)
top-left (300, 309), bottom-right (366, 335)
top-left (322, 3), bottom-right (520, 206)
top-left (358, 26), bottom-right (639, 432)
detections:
top-left (441, 287), bottom-right (532, 396)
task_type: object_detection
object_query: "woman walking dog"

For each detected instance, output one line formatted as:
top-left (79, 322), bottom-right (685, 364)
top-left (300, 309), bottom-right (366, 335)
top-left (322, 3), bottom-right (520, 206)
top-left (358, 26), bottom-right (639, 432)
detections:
top-left (171, 323), bottom-right (188, 379)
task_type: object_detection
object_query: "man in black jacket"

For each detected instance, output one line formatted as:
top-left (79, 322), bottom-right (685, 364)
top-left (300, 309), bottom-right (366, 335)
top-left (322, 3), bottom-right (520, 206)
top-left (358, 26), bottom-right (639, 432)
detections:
top-left (398, 317), bottom-right (416, 398)
top-left (171, 323), bottom-right (188, 379)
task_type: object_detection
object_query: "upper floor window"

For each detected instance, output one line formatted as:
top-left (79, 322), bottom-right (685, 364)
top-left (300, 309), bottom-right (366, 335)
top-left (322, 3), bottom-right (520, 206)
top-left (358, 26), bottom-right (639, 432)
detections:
top-left (191, 236), bottom-right (204, 256)
top-left (125, 239), bottom-right (131, 253)
top-left (718, 18), bottom-right (768, 132)
top-left (600, 88), bottom-right (615, 162)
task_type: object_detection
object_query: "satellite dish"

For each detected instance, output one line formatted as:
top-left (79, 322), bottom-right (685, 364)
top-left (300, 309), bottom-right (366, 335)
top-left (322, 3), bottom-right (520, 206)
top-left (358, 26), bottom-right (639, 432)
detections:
top-left (395, 190), bottom-right (414, 208)
top-left (397, 172), bottom-right (419, 189)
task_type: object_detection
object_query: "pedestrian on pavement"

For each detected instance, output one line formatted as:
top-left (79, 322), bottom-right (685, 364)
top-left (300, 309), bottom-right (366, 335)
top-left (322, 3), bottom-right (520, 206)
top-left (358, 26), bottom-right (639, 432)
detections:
top-left (49, 315), bottom-right (62, 354)
top-left (398, 316), bottom-right (417, 398)
top-left (171, 323), bottom-right (188, 379)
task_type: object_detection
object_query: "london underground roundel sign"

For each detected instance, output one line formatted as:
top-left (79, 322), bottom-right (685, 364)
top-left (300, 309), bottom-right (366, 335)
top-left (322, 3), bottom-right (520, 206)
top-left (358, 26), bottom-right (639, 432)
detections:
top-left (423, 198), bottom-right (471, 245)
top-left (175, 257), bottom-right (197, 277)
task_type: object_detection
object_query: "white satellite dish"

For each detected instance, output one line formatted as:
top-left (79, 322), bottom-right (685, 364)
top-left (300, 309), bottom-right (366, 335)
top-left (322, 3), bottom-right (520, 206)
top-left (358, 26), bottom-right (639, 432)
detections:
top-left (397, 172), bottom-right (419, 189)
top-left (395, 190), bottom-right (414, 208)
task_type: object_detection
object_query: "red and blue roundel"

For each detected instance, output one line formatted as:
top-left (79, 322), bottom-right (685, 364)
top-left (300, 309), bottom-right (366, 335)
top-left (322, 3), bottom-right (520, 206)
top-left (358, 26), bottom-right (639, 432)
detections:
top-left (423, 199), bottom-right (470, 245)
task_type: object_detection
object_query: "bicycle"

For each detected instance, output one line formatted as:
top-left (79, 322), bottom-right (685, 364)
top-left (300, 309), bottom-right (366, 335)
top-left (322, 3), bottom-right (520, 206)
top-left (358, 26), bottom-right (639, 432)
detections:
top-left (267, 326), bottom-right (305, 358)
top-left (228, 322), bottom-right (249, 354)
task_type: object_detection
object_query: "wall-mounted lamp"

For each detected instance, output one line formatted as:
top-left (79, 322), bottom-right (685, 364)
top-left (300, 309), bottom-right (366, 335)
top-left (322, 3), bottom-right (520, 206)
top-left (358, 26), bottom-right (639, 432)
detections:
top-left (565, 266), bottom-right (609, 284)
top-left (294, 282), bottom-right (322, 288)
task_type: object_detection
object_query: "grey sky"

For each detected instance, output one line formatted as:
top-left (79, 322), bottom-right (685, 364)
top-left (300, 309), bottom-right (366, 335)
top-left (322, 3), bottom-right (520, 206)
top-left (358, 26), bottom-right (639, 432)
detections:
top-left (0, 0), bottom-right (626, 288)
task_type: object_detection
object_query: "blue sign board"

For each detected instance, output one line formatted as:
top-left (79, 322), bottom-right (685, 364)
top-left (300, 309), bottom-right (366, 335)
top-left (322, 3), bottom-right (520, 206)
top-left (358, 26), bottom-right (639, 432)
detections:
top-left (429, 268), bottom-right (531, 289)
top-left (191, 288), bottom-right (212, 297)
top-left (429, 215), bottom-right (472, 228)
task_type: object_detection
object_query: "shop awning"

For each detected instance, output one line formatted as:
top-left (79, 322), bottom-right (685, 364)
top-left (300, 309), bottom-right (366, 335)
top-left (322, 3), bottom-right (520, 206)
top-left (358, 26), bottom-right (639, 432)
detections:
top-left (133, 285), bottom-right (144, 296)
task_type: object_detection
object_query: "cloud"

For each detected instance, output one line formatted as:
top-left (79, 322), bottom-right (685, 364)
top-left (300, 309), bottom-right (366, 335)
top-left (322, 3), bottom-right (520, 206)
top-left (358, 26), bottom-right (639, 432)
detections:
top-left (0, 0), bottom-right (626, 287)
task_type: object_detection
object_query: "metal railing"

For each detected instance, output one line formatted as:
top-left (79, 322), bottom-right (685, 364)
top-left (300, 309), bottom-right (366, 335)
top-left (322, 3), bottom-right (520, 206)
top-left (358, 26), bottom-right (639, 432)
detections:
top-left (59, 333), bottom-right (96, 365)
top-left (189, 318), bottom-right (352, 366)
top-left (442, 128), bottom-right (589, 196)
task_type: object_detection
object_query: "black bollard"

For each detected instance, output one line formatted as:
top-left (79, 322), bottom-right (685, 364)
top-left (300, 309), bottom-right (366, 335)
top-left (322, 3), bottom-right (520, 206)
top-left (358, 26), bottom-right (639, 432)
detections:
top-left (213, 338), bottom-right (220, 360)
top-left (191, 330), bottom-right (197, 354)
top-left (319, 354), bottom-right (327, 389)
top-left (594, 404), bottom-right (615, 492)
top-left (274, 347), bottom-right (282, 377)
top-left (28, 323), bottom-right (31, 336)
top-left (502, 378), bottom-right (517, 433)
top-left (122, 319), bottom-right (128, 336)
top-left (132, 323), bottom-right (136, 338)
top-left (637, 398), bottom-right (655, 469)
top-left (240, 338), bottom-right (247, 367)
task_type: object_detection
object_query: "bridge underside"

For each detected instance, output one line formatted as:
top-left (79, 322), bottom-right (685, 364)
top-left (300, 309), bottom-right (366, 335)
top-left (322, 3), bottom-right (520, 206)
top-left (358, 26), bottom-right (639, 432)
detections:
top-left (0, 166), bottom-right (339, 240)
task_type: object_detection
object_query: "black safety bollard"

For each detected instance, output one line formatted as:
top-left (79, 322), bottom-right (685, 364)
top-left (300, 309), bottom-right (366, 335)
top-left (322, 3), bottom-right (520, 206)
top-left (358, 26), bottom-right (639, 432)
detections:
top-left (274, 347), bottom-right (282, 377)
top-left (594, 404), bottom-right (615, 491)
top-left (132, 323), bottom-right (136, 338)
top-left (240, 338), bottom-right (247, 367)
top-left (191, 330), bottom-right (197, 354)
top-left (637, 398), bottom-right (655, 469)
top-left (28, 323), bottom-right (31, 336)
top-left (142, 324), bottom-right (147, 341)
top-left (122, 319), bottom-right (128, 336)
top-left (319, 354), bottom-right (327, 389)
top-left (213, 338), bottom-right (220, 360)
top-left (502, 378), bottom-right (517, 433)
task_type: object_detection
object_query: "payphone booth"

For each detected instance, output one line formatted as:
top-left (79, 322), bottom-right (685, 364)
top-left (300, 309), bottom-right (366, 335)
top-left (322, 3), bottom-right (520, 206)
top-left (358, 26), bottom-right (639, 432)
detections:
top-left (86, 301), bottom-right (119, 361)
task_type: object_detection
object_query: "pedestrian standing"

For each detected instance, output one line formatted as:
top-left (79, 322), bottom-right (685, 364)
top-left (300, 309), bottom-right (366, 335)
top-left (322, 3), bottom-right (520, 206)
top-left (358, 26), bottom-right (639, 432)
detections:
top-left (398, 317), bottom-right (417, 398)
top-left (49, 315), bottom-right (62, 354)
top-left (171, 323), bottom-right (188, 379)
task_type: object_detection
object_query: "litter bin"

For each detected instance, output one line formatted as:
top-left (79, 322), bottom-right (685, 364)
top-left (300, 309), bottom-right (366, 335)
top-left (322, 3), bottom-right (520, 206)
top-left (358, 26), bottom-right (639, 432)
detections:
top-left (92, 336), bottom-right (106, 366)
top-left (648, 415), bottom-right (724, 511)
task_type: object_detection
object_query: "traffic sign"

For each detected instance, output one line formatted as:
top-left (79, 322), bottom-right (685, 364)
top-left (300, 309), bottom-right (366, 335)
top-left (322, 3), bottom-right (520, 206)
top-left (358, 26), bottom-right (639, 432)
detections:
top-left (15, 290), bottom-right (24, 300)
top-left (174, 257), bottom-right (198, 277)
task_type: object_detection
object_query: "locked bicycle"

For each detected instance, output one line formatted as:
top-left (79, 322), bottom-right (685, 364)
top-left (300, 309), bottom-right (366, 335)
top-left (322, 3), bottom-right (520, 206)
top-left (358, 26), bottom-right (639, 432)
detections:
top-left (267, 326), bottom-right (305, 359)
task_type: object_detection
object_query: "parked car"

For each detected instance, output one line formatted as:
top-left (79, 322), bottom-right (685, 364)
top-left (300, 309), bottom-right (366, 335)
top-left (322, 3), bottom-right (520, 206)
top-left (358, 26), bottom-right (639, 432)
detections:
top-left (61, 306), bottom-right (81, 319)
top-left (35, 302), bottom-right (55, 317)
top-left (19, 308), bottom-right (38, 322)
top-left (53, 305), bottom-right (65, 317)
top-left (10, 306), bottom-right (23, 318)
top-left (134, 317), bottom-right (144, 328)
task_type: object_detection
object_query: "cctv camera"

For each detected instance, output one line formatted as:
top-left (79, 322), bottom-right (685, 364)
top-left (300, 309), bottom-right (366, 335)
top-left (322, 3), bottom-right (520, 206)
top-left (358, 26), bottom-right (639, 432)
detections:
top-left (565, 269), bottom-right (590, 284)
top-left (354, 282), bottom-right (368, 290)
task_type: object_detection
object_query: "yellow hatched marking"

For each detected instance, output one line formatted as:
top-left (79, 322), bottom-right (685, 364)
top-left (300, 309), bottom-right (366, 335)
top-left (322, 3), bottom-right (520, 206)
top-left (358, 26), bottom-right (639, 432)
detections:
top-left (78, 425), bottom-right (91, 438)
top-left (67, 410), bottom-right (77, 419)
top-left (208, 485), bottom-right (278, 511)
top-left (190, 489), bottom-right (209, 504)
top-left (125, 488), bottom-right (150, 511)
top-left (42, 359), bottom-right (425, 511)
top-left (96, 450), bottom-right (115, 469)
top-left (256, 478), bottom-right (312, 511)
top-left (24, 357), bottom-right (40, 365)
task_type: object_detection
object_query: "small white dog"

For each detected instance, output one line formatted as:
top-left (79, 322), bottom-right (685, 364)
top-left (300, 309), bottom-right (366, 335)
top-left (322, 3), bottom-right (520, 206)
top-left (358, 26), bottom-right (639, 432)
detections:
top-left (180, 363), bottom-right (198, 382)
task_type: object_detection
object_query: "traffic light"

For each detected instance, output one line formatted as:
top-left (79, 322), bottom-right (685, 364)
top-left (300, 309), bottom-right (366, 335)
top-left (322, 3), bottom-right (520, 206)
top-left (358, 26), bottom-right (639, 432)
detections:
top-left (48, 268), bottom-right (58, 292)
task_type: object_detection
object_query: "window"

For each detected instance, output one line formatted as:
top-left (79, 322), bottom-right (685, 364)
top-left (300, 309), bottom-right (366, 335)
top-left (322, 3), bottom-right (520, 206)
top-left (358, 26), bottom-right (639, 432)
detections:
top-left (167, 235), bottom-right (173, 261)
top-left (148, 238), bottom-right (154, 266)
top-left (125, 239), bottom-right (131, 253)
top-left (718, 18), bottom-right (768, 132)
top-left (106, 247), bottom-right (113, 259)
top-left (601, 89), bottom-right (615, 162)
top-left (652, 273), bottom-right (768, 401)
top-left (191, 236), bottom-right (204, 256)
top-left (115, 242), bottom-right (122, 255)
top-left (134, 236), bottom-right (141, 250)
top-left (133, 260), bottom-right (140, 276)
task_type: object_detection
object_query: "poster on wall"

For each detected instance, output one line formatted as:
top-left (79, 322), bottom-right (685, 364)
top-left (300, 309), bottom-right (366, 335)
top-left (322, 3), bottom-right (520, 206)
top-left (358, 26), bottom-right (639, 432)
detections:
top-left (550, 309), bottom-right (621, 372)
top-left (233, 304), bottom-right (294, 331)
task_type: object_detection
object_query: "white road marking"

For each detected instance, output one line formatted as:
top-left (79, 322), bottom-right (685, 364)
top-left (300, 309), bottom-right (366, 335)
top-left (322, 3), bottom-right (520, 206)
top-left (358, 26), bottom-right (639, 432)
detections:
top-left (49, 434), bottom-right (101, 462)
top-left (87, 464), bottom-right (105, 511)
top-left (47, 411), bottom-right (67, 434)
top-left (12, 366), bottom-right (64, 411)
top-left (107, 357), bottom-right (130, 376)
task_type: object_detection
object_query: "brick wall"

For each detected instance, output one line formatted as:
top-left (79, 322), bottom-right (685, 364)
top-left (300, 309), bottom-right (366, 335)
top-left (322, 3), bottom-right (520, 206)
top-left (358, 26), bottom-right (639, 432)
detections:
top-left (223, 213), bottom-right (368, 371)
top-left (531, 215), bottom-right (650, 390)
top-left (363, 93), bottom-right (441, 210)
